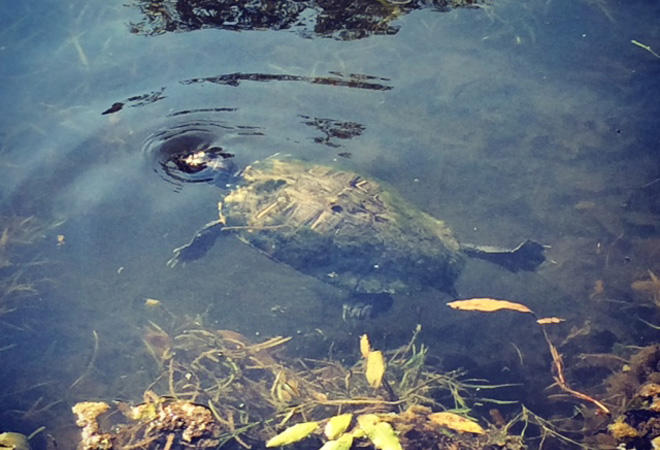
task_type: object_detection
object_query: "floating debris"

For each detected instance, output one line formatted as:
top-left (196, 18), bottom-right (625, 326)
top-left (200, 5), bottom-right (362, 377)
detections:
top-left (447, 298), bottom-right (534, 314)
top-left (145, 298), bottom-right (161, 307)
top-left (536, 316), bottom-right (566, 325)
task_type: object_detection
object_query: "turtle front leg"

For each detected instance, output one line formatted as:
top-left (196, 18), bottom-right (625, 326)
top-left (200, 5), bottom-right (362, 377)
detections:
top-left (341, 293), bottom-right (394, 322)
top-left (167, 219), bottom-right (225, 268)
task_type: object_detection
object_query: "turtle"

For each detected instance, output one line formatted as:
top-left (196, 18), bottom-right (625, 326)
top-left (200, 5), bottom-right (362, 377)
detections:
top-left (167, 155), bottom-right (546, 319)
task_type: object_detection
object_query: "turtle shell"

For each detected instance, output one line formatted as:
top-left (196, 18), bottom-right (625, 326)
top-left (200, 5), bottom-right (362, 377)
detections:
top-left (219, 158), bottom-right (465, 295)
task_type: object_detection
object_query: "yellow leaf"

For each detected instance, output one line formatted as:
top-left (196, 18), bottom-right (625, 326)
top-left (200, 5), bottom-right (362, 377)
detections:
top-left (265, 421), bottom-right (319, 447)
top-left (127, 403), bottom-right (158, 421)
top-left (367, 421), bottom-right (403, 450)
top-left (360, 334), bottom-right (371, 359)
top-left (0, 432), bottom-right (30, 450)
top-left (351, 427), bottom-right (367, 439)
top-left (447, 298), bottom-right (533, 314)
top-left (324, 413), bottom-right (353, 440)
top-left (145, 298), bottom-right (161, 307)
top-left (428, 412), bottom-right (485, 434)
top-left (365, 350), bottom-right (386, 388)
top-left (356, 414), bottom-right (380, 434)
top-left (319, 433), bottom-right (354, 450)
top-left (536, 317), bottom-right (565, 325)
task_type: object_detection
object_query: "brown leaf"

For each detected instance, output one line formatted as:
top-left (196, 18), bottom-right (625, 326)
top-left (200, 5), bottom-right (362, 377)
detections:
top-left (447, 298), bottom-right (533, 314)
top-left (428, 412), bottom-right (485, 434)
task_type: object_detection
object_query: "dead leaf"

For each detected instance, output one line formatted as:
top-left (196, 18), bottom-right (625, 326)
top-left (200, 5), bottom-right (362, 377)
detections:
top-left (145, 298), bottom-right (161, 307)
top-left (365, 350), bottom-right (385, 388)
top-left (537, 317), bottom-right (565, 325)
top-left (428, 412), bottom-right (485, 434)
top-left (319, 433), bottom-right (354, 450)
top-left (367, 421), bottom-right (403, 450)
top-left (324, 413), bottom-right (353, 440)
top-left (360, 334), bottom-right (371, 359)
top-left (447, 298), bottom-right (533, 314)
top-left (266, 421), bottom-right (319, 447)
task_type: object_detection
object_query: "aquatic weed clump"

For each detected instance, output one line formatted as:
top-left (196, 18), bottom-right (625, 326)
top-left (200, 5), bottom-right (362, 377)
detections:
top-left (0, 215), bottom-right (61, 321)
top-left (71, 318), bottom-right (534, 449)
top-left (583, 345), bottom-right (660, 449)
top-left (0, 216), bottom-right (45, 316)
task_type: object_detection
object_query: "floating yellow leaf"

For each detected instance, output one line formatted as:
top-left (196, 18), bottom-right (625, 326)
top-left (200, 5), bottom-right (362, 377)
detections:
top-left (428, 412), bottom-right (485, 435)
top-left (447, 298), bottom-right (533, 314)
top-left (536, 317), bottom-right (565, 325)
top-left (265, 421), bottom-right (319, 447)
top-left (145, 298), bottom-right (161, 307)
top-left (360, 334), bottom-right (371, 359)
top-left (324, 413), bottom-right (353, 440)
top-left (365, 350), bottom-right (386, 388)
top-left (367, 421), bottom-right (403, 450)
top-left (319, 433), bottom-right (354, 450)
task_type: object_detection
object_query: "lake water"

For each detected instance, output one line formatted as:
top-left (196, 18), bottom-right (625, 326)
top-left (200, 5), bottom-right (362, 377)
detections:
top-left (1, 0), bottom-right (658, 448)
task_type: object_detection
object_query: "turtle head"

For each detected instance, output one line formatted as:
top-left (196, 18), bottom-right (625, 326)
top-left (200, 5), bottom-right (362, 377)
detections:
top-left (164, 146), bottom-right (238, 188)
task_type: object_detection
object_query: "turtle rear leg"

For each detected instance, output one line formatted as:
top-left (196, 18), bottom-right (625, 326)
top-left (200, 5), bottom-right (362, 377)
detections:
top-left (167, 219), bottom-right (224, 268)
top-left (461, 239), bottom-right (547, 272)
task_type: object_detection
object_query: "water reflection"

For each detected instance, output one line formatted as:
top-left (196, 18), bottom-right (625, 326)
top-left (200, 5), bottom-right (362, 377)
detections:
top-left (101, 71), bottom-right (392, 116)
top-left (299, 114), bottom-right (366, 148)
top-left (128, 0), bottom-right (487, 39)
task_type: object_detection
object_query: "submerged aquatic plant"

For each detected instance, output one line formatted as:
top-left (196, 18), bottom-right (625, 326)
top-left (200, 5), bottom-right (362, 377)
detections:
top-left (0, 215), bottom-right (57, 317)
top-left (631, 270), bottom-right (660, 307)
top-left (71, 316), bottom-right (542, 449)
top-left (448, 297), bottom-right (611, 415)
